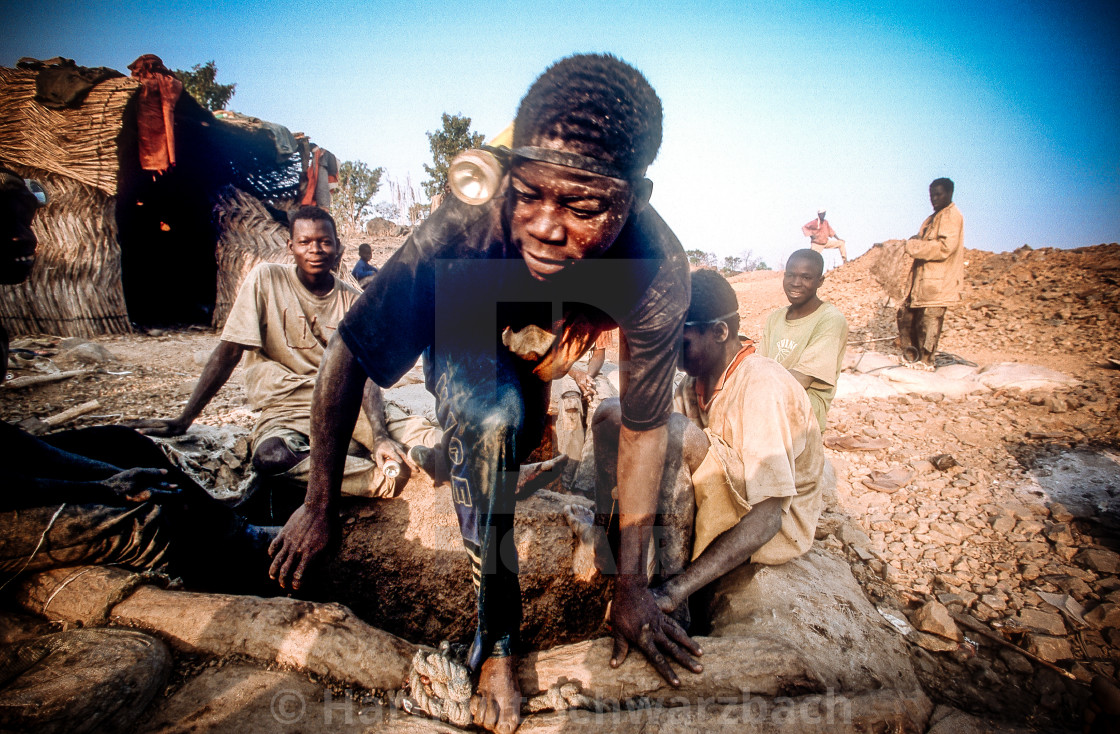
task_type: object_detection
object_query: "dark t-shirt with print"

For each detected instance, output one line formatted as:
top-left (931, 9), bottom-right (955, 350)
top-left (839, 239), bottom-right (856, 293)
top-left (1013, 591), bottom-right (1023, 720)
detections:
top-left (337, 194), bottom-right (689, 431)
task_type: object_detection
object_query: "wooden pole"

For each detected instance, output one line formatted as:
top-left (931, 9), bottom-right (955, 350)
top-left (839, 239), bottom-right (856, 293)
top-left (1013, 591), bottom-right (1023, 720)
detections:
top-left (2, 369), bottom-right (87, 389)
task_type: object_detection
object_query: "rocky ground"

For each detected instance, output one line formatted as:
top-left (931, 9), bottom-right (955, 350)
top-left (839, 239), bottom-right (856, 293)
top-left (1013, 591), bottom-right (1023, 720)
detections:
top-left (2, 239), bottom-right (1119, 731)
top-left (809, 242), bottom-right (1120, 730)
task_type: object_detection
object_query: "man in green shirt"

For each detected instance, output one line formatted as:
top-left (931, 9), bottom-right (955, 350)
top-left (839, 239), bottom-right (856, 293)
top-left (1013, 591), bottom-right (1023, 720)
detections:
top-left (759, 249), bottom-right (848, 431)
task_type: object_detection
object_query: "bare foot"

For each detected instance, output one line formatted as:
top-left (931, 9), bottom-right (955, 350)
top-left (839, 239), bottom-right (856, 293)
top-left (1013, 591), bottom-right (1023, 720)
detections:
top-left (471, 655), bottom-right (522, 733)
top-left (514, 455), bottom-right (568, 499)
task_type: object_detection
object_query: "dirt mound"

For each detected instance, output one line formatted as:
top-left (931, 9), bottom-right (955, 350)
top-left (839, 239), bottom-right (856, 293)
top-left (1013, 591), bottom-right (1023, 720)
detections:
top-left (821, 242), bottom-right (1120, 367)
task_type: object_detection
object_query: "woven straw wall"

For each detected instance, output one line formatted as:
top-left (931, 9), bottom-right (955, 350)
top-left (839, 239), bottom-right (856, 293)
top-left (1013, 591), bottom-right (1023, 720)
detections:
top-left (212, 187), bottom-right (291, 328)
top-left (0, 168), bottom-right (130, 336)
top-left (0, 69), bottom-right (138, 195)
top-left (1, 66), bottom-right (309, 336)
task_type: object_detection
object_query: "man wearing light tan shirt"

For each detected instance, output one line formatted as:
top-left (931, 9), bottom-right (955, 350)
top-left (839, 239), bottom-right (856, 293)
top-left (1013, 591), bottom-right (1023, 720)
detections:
top-left (892, 177), bottom-right (965, 367)
top-left (588, 270), bottom-right (826, 626)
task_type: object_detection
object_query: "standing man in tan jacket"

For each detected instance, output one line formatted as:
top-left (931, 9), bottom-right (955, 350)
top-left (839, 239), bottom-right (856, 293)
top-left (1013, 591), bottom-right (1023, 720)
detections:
top-left (893, 177), bottom-right (964, 367)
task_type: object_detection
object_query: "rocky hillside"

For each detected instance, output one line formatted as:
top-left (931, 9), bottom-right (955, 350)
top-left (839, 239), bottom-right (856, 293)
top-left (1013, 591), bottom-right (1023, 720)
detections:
top-left (803, 241), bottom-right (1120, 729)
top-left (819, 242), bottom-right (1120, 363)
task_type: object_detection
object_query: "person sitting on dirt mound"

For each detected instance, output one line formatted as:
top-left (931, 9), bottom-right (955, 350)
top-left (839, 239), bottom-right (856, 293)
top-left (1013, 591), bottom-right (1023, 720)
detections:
top-left (0, 168), bottom-right (276, 593)
top-left (126, 206), bottom-right (409, 512)
top-left (585, 269), bottom-right (827, 637)
top-left (268, 54), bottom-right (699, 734)
top-left (758, 248), bottom-right (848, 431)
top-left (802, 208), bottom-right (847, 264)
top-left (888, 177), bottom-right (965, 368)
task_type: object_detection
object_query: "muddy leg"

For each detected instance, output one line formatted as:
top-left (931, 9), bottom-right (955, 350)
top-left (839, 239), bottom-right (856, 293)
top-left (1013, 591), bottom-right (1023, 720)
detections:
top-left (896, 305), bottom-right (918, 360)
top-left (916, 306), bottom-right (947, 365)
top-left (251, 436), bottom-right (307, 476)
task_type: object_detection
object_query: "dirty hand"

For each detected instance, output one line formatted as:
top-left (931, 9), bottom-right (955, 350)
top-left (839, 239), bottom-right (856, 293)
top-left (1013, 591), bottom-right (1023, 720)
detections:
top-left (373, 437), bottom-right (412, 475)
top-left (100, 467), bottom-right (179, 502)
top-left (609, 580), bottom-right (702, 686)
top-left (269, 504), bottom-right (331, 590)
top-left (567, 367), bottom-right (595, 398)
top-left (121, 417), bottom-right (189, 437)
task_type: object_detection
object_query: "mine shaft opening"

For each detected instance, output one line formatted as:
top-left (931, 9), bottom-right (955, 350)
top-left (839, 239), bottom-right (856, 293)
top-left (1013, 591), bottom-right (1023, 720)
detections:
top-left (114, 95), bottom-right (298, 329)
top-left (116, 167), bottom-right (219, 328)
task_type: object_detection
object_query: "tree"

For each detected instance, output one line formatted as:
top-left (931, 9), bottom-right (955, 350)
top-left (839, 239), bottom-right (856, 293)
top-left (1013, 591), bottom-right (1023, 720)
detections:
top-left (723, 255), bottom-right (743, 272)
top-left (737, 249), bottom-right (768, 272)
top-left (173, 61), bottom-right (235, 111)
top-left (686, 249), bottom-right (717, 268)
top-left (422, 113), bottom-right (485, 199)
top-left (331, 160), bottom-right (385, 230)
top-left (373, 201), bottom-right (400, 221)
top-left (389, 174), bottom-right (425, 225)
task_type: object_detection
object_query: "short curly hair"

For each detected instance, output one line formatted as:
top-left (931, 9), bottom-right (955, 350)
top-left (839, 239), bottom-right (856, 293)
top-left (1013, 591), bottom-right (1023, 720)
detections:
top-left (513, 53), bottom-right (663, 181)
top-left (288, 205), bottom-right (337, 238)
top-left (930, 177), bottom-right (954, 196)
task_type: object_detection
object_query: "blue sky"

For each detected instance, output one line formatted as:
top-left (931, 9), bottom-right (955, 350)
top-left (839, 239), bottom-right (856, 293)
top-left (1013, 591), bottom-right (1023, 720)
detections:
top-left (5, 0), bottom-right (1118, 268)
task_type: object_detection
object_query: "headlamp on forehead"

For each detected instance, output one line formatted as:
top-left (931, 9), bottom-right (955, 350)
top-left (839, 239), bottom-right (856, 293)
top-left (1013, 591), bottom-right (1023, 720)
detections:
top-left (447, 122), bottom-right (632, 206)
top-left (684, 310), bottom-right (738, 328)
top-left (0, 171), bottom-right (49, 208)
top-left (448, 147), bottom-right (510, 206)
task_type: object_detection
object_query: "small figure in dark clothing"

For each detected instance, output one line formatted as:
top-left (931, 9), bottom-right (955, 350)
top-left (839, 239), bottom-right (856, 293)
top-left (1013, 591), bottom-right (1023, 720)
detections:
top-left (351, 242), bottom-right (378, 289)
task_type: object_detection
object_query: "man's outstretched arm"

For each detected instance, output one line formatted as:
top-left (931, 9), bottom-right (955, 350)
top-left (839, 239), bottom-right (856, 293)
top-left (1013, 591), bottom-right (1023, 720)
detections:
top-left (126, 340), bottom-right (246, 436)
top-left (655, 497), bottom-right (782, 613)
top-left (609, 423), bottom-right (704, 686)
top-left (269, 334), bottom-right (366, 589)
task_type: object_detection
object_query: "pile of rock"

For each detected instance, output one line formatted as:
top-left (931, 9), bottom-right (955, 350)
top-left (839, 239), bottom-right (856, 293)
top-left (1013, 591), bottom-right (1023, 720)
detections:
top-left (821, 242), bottom-right (1120, 359)
top-left (820, 374), bottom-right (1119, 723)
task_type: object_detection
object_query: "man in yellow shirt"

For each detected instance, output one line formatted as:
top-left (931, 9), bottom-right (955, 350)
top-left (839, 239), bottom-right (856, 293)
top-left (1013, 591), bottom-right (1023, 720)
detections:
top-left (588, 270), bottom-right (826, 633)
top-left (759, 249), bottom-right (848, 431)
top-left (127, 207), bottom-right (417, 517)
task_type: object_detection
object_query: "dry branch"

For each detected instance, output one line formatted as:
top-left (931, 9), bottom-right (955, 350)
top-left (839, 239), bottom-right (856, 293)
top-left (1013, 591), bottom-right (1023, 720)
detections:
top-left (2, 369), bottom-right (87, 389)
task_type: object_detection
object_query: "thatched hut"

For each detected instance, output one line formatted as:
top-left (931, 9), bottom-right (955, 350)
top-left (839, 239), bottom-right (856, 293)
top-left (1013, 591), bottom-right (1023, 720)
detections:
top-left (0, 59), bottom-right (305, 336)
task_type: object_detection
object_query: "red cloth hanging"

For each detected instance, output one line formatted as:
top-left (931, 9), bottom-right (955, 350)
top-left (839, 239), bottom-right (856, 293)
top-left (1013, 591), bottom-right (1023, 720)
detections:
top-left (128, 55), bottom-right (183, 173)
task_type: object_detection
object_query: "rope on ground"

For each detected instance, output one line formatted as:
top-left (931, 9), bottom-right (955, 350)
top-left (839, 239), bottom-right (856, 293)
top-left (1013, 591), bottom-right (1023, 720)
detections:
top-left (524, 681), bottom-right (598, 713)
top-left (933, 351), bottom-right (978, 368)
top-left (406, 641), bottom-right (607, 726)
top-left (408, 641), bottom-right (473, 728)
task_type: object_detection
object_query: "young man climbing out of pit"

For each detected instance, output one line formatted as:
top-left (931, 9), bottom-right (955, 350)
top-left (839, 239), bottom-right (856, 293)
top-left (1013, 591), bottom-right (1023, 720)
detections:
top-left (759, 248), bottom-right (848, 431)
top-left (126, 206), bottom-right (408, 518)
top-left (581, 269), bottom-right (828, 634)
top-left (267, 54), bottom-right (701, 733)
